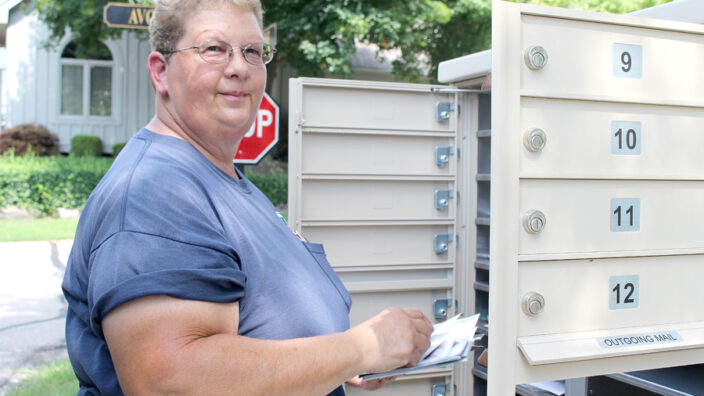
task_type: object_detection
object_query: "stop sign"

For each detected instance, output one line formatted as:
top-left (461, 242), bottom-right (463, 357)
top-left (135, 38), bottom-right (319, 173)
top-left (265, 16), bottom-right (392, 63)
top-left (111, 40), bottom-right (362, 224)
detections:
top-left (235, 91), bottom-right (279, 164)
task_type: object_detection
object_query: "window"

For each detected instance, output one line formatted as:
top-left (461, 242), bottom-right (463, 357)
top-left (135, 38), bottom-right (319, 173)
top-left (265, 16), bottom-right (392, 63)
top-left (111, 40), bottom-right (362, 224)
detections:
top-left (60, 40), bottom-right (114, 117)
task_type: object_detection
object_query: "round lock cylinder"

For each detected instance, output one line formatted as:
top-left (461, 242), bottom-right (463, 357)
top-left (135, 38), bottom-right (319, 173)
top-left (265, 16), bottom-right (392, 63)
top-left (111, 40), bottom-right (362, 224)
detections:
top-left (522, 292), bottom-right (545, 316)
top-left (524, 45), bottom-right (548, 70)
top-left (523, 210), bottom-right (546, 234)
top-left (524, 128), bottom-right (547, 152)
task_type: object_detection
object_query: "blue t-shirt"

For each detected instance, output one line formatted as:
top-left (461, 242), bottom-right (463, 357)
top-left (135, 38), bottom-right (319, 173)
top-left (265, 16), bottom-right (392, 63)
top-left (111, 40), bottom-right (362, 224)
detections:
top-left (62, 129), bottom-right (352, 395)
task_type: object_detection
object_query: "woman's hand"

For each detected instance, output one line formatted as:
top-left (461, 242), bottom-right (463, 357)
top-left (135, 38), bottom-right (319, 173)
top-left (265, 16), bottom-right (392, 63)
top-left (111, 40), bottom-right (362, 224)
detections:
top-left (347, 375), bottom-right (397, 391)
top-left (347, 307), bottom-right (433, 375)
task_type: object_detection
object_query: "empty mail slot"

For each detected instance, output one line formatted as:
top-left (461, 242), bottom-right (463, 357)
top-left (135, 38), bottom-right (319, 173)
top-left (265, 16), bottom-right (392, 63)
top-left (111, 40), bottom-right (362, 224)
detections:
top-left (302, 224), bottom-right (455, 268)
top-left (301, 133), bottom-right (456, 176)
top-left (300, 180), bottom-right (455, 221)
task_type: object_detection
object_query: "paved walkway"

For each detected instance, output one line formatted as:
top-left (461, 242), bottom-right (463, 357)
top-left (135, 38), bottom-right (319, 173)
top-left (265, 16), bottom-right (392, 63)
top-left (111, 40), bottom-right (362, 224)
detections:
top-left (0, 240), bottom-right (73, 394)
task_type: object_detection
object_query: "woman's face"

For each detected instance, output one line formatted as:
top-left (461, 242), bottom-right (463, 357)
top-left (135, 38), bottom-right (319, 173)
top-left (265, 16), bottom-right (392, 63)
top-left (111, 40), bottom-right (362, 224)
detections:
top-left (166, 4), bottom-right (266, 144)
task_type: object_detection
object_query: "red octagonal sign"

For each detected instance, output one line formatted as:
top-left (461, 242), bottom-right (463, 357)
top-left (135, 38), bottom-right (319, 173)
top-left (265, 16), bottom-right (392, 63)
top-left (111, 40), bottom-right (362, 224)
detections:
top-left (235, 91), bottom-right (279, 164)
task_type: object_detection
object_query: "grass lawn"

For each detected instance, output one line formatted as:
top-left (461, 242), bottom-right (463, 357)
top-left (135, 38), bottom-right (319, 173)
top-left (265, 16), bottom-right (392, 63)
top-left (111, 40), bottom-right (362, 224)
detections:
top-left (0, 218), bottom-right (79, 242)
top-left (5, 360), bottom-right (78, 396)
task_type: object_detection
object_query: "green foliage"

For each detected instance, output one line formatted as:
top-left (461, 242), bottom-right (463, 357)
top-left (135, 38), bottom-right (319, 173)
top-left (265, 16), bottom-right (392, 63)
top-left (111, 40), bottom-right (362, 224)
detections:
top-left (0, 124), bottom-right (59, 156)
top-left (5, 359), bottom-right (78, 396)
top-left (70, 135), bottom-right (103, 157)
top-left (112, 142), bottom-right (127, 157)
top-left (0, 217), bottom-right (80, 242)
top-left (0, 153), bottom-right (113, 216)
top-left (510, 0), bottom-right (674, 14)
top-left (245, 171), bottom-right (287, 207)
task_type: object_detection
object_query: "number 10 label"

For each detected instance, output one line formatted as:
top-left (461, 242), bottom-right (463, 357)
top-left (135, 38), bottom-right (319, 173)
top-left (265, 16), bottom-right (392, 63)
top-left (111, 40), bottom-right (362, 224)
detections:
top-left (610, 275), bottom-right (640, 310)
top-left (613, 43), bottom-right (642, 78)
top-left (612, 121), bottom-right (641, 155)
top-left (611, 198), bottom-right (641, 232)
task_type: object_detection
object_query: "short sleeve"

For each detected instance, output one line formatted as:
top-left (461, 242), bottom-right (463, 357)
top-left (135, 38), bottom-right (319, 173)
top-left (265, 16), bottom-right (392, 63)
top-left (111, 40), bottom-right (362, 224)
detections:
top-left (86, 231), bottom-right (246, 335)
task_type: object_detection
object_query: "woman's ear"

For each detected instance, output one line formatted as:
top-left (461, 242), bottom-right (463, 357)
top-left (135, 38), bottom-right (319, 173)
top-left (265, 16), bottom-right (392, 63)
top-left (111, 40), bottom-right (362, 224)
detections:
top-left (148, 51), bottom-right (169, 96)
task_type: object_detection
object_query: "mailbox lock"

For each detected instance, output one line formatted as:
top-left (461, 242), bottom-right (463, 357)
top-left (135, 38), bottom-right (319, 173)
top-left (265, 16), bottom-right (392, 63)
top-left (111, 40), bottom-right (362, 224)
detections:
top-left (523, 210), bottom-right (546, 234)
top-left (525, 45), bottom-right (548, 70)
top-left (524, 128), bottom-right (547, 152)
top-left (522, 292), bottom-right (545, 316)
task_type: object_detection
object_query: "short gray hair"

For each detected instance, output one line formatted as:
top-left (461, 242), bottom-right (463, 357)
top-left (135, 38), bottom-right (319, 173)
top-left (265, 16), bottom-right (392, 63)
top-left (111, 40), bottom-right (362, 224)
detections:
top-left (149, 0), bottom-right (264, 56)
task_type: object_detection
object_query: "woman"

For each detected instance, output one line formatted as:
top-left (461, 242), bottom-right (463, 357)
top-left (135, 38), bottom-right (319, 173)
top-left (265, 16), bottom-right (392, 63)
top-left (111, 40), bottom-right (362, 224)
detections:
top-left (62, 0), bottom-right (432, 395)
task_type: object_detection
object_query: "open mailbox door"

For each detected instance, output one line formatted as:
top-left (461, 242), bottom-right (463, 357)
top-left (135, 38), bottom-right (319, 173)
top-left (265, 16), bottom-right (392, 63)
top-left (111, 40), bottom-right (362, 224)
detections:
top-left (489, 1), bottom-right (704, 394)
top-left (288, 78), bottom-right (472, 395)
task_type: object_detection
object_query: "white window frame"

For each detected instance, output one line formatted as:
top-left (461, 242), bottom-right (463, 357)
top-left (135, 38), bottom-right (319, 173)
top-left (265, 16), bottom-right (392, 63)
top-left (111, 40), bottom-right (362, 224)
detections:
top-left (56, 40), bottom-right (120, 124)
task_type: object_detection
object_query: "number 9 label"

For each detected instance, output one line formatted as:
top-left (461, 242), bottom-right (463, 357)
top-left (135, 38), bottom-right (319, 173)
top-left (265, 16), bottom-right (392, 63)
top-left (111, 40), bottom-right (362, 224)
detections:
top-left (613, 43), bottom-right (642, 78)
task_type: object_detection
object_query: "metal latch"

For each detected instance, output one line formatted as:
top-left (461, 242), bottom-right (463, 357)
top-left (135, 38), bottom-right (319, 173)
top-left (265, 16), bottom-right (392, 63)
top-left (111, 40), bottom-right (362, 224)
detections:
top-left (431, 383), bottom-right (447, 396)
top-left (433, 300), bottom-right (450, 321)
top-left (435, 146), bottom-right (455, 168)
top-left (435, 190), bottom-right (453, 211)
top-left (434, 234), bottom-right (452, 255)
top-left (435, 102), bottom-right (455, 122)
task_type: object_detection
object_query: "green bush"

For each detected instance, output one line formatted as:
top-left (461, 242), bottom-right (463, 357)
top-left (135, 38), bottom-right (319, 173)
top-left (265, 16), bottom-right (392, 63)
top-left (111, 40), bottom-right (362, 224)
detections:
top-left (112, 142), bottom-right (126, 157)
top-left (70, 135), bottom-right (103, 157)
top-left (245, 171), bottom-right (287, 207)
top-left (0, 123), bottom-right (59, 156)
top-left (0, 153), bottom-right (113, 216)
top-left (0, 152), bottom-right (287, 216)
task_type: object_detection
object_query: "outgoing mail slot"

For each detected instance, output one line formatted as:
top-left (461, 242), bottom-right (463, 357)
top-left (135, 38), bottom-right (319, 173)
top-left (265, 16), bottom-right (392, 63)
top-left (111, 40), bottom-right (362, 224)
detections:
top-left (302, 224), bottom-right (455, 268)
top-left (519, 98), bottom-right (704, 179)
top-left (518, 179), bottom-right (704, 257)
top-left (517, 255), bottom-right (704, 337)
top-left (519, 15), bottom-right (704, 105)
top-left (300, 180), bottom-right (455, 221)
top-left (301, 133), bottom-right (455, 176)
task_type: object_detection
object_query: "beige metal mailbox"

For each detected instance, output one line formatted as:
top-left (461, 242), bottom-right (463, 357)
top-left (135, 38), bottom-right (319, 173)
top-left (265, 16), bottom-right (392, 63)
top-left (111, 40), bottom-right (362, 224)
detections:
top-left (288, 2), bottom-right (704, 395)
top-left (288, 78), bottom-right (472, 395)
top-left (489, 1), bottom-right (704, 395)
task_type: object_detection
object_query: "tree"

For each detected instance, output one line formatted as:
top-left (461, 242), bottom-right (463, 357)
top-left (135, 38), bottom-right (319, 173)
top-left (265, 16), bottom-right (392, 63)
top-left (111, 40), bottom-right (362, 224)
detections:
top-left (34, 0), bottom-right (673, 82)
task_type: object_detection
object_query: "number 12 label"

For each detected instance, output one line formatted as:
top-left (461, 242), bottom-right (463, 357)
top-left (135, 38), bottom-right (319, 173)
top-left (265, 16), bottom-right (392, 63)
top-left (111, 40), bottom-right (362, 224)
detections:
top-left (611, 198), bottom-right (641, 232)
top-left (610, 275), bottom-right (639, 310)
top-left (613, 43), bottom-right (642, 78)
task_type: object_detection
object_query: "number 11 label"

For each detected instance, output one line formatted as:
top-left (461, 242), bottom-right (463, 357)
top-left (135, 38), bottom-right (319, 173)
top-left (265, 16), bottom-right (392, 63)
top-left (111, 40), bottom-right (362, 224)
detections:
top-left (611, 198), bottom-right (641, 232)
top-left (610, 275), bottom-right (640, 310)
top-left (613, 43), bottom-right (642, 78)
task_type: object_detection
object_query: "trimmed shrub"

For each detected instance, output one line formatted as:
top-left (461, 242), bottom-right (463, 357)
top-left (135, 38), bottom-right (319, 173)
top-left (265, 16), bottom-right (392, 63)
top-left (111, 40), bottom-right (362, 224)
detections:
top-left (112, 142), bottom-right (126, 157)
top-left (0, 124), bottom-right (59, 156)
top-left (0, 154), bottom-right (113, 216)
top-left (245, 171), bottom-right (287, 207)
top-left (71, 135), bottom-right (103, 157)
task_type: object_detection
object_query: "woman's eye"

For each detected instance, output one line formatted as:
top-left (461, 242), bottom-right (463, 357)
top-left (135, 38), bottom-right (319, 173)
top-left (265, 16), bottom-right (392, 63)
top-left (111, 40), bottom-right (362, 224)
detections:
top-left (245, 47), bottom-right (262, 56)
top-left (204, 45), bottom-right (225, 53)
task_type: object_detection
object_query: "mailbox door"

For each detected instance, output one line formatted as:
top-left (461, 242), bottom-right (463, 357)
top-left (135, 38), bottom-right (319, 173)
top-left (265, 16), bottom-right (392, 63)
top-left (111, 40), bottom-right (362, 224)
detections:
top-left (490, 2), bottom-right (704, 395)
top-left (288, 78), bottom-right (469, 395)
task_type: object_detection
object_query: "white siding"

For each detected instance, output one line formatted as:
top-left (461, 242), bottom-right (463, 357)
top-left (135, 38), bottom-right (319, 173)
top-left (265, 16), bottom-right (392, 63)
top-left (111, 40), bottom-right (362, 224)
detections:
top-left (5, 5), bottom-right (154, 153)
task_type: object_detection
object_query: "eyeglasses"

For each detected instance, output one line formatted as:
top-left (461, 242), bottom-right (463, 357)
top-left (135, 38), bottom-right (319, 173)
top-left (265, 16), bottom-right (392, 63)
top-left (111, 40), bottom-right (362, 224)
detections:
top-left (169, 39), bottom-right (275, 66)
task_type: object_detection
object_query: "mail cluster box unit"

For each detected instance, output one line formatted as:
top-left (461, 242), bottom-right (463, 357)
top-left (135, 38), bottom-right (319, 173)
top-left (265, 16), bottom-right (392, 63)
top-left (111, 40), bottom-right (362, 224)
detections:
top-left (288, 78), bottom-right (471, 396)
top-left (487, 2), bottom-right (704, 395)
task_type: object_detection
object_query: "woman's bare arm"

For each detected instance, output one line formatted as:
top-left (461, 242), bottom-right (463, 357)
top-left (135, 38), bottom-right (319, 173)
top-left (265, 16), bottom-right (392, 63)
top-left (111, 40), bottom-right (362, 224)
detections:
top-left (103, 295), bottom-right (431, 396)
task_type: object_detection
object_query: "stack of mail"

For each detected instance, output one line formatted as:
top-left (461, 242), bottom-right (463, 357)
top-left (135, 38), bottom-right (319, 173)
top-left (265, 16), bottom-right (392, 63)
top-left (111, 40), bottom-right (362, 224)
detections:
top-left (361, 313), bottom-right (482, 380)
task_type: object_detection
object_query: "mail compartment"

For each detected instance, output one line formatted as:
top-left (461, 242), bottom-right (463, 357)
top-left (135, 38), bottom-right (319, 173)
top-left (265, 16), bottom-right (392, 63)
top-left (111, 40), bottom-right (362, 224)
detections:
top-left (301, 133), bottom-right (456, 176)
top-left (347, 289), bottom-right (453, 328)
top-left (517, 254), bottom-right (704, 337)
top-left (300, 180), bottom-right (456, 221)
top-left (299, 83), bottom-right (454, 132)
top-left (346, 377), bottom-right (451, 396)
top-left (520, 98), bottom-right (704, 179)
top-left (302, 224), bottom-right (455, 268)
top-left (518, 179), bottom-right (704, 257)
top-left (520, 15), bottom-right (704, 105)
